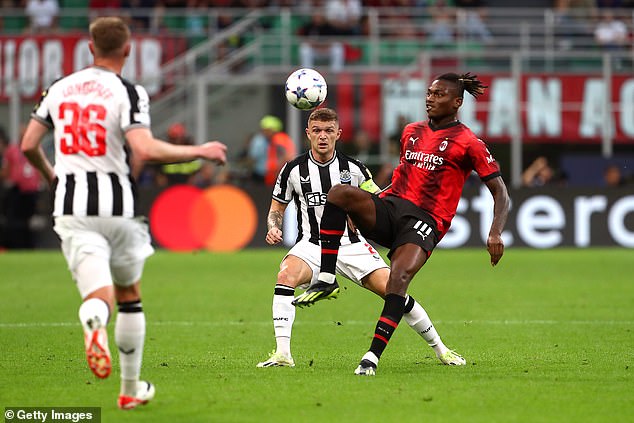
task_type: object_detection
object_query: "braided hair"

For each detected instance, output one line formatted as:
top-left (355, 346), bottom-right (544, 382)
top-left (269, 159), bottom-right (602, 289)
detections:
top-left (437, 72), bottom-right (487, 98)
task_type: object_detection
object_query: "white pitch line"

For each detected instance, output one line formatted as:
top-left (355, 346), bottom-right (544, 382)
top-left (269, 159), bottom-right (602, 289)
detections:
top-left (0, 319), bottom-right (633, 328)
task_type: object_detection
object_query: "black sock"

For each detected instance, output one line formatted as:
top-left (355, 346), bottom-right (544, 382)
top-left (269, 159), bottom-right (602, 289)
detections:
top-left (369, 294), bottom-right (406, 359)
top-left (319, 201), bottom-right (347, 277)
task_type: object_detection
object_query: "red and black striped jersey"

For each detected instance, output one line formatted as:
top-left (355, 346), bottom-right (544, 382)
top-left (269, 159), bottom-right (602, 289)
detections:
top-left (381, 120), bottom-right (501, 237)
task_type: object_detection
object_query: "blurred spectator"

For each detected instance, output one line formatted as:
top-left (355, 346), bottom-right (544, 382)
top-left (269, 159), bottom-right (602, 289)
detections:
top-left (0, 128), bottom-right (43, 249)
top-left (455, 0), bottom-right (492, 43)
top-left (191, 162), bottom-right (230, 188)
top-left (427, 4), bottom-right (455, 47)
top-left (25, 0), bottom-right (59, 34)
top-left (247, 115), bottom-right (296, 186)
top-left (121, 0), bottom-right (158, 31)
top-left (298, 10), bottom-right (345, 72)
top-left (155, 123), bottom-right (203, 186)
top-left (594, 10), bottom-right (628, 56)
top-left (603, 164), bottom-right (626, 187)
top-left (522, 156), bottom-right (566, 187)
top-left (184, 0), bottom-right (208, 45)
top-left (324, 0), bottom-right (363, 36)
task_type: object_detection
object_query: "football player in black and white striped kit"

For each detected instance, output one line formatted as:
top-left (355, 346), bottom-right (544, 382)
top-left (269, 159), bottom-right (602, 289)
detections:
top-left (21, 17), bottom-right (227, 409)
top-left (257, 107), bottom-right (464, 368)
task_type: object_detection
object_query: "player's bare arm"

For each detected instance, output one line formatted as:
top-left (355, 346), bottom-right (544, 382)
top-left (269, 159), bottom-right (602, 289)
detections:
top-left (21, 119), bottom-right (55, 185)
top-left (126, 127), bottom-right (227, 165)
top-left (485, 176), bottom-right (510, 267)
top-left (266, 199), bottom-right (287, 245)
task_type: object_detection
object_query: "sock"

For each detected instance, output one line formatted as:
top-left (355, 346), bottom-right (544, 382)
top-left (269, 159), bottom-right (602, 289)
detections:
top-left (319, 201), bottom-right (347, 281)
top-left (367, 294), bottom-right (406, 362)
top-left (272, 284), bottom-right (295, 356)
top-left (78, 298), bottom-right (110, 333)
top-left (403, 295), bottom-right (448, 356)
top-left (115, 300), bottom-right (145, 396)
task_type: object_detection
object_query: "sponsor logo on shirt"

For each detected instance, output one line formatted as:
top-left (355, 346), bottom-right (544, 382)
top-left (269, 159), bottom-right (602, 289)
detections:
top-left (305, 192), bottom-right (328, 207)
top-left (404, 150), bottom-right (444, 170)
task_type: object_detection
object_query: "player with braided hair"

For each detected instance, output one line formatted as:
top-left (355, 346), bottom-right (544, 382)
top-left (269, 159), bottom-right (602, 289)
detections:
top-left (293, 72), bottom-right (510, 376)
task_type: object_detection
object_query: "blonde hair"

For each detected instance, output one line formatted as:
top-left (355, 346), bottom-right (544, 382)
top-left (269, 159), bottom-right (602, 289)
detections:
top-left (89, 17), bottom-right (130, 57)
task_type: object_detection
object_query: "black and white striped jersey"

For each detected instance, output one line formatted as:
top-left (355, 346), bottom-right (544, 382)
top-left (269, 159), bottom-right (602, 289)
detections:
top-left (31, 66), bottom-right (150, 218)
top-left (272, 150), bottom-right (375, 246)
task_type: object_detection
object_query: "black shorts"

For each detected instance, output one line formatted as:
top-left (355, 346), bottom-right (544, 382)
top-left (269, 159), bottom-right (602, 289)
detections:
top-left (364, 195), bottom-right (440, 259)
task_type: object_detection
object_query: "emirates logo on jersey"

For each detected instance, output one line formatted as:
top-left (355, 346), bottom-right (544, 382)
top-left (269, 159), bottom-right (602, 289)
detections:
top-left (339, 169), bottom-right (351, 183)
top-left (404, 150), bottom-right (444, 171)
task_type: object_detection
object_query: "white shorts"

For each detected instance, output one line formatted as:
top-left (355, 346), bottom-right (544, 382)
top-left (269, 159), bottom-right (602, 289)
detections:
top-left (285, 239), bottom-right (389, 289)
top-left (54, 216), bottom-right (154, 297)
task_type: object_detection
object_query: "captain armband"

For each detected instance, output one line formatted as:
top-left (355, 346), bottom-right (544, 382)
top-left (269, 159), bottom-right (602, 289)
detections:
top-left (360, 179), bottom-right (380, 194)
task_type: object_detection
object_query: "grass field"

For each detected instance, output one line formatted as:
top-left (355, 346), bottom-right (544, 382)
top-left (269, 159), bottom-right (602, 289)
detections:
top-left (1, 248), bottom-right (633, 423)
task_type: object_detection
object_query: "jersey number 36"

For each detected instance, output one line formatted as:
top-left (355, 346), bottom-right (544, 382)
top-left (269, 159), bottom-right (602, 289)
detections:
top-left (59, 102), bottom-right (107, 157)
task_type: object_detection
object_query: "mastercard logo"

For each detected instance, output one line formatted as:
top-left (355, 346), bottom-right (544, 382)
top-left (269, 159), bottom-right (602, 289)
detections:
top-left (149, 184), bottom-right (258, 252)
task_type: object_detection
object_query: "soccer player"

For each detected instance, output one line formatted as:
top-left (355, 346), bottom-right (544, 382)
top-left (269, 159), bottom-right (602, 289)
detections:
top-left (257, 107), bottom-right (465, 368)
top-left (20, 17), bottom-right (227, 408)
top-left (293, 73), bottom-right (510, 376)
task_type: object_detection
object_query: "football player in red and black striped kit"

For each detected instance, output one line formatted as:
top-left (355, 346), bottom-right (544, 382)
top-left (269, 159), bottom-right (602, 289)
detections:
top-left (293, 72), bottom-right (510, 376)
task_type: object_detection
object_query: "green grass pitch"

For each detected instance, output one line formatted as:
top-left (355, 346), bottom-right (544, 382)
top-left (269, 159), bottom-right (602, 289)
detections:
top-left (1, 248), bottom-right (633, 422)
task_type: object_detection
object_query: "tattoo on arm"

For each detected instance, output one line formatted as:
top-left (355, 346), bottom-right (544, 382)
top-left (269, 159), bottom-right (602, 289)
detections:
top-left (267, 210), bottom-right (284, 232)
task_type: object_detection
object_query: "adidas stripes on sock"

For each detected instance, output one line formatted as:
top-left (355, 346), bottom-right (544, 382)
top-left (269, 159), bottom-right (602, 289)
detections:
top-left (115, 300), bottom-right (145, 396)
top-left (319, 201), bottom-right (347, 280)
top-left (272, 284), bottom-right (295, 356)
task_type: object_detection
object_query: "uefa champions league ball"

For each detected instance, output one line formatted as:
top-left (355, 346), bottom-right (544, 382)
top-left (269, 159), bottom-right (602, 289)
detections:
top-left (285, 68), bottom-right (327, 111)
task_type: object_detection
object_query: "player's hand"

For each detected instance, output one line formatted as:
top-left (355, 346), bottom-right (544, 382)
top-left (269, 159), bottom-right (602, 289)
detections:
top-left (266, 227), bottom-right (283, 245)
top-left (487, 233), bottom-right (504, 267)
top-left (199, 141), bottom-right (227, 165)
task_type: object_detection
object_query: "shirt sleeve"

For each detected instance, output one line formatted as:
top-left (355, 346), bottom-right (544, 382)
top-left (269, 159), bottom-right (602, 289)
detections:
top-left (469, 137), bottom-right (501, 181)
top-left (121, 83), bottom-right (151, 131)
top-left (272, 162), bottom-right (292, 203)
top-left (31, 87), bottom-right (54, 128)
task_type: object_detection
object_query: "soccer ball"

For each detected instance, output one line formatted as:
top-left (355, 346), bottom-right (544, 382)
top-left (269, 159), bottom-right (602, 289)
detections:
top-left (285, 68), bottom-right (327, 111)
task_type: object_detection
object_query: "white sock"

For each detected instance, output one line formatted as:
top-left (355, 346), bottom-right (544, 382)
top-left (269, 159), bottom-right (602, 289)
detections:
top-left (272, 285), bottom-right (295, 356)
top-left (78, 298), bottom-right (110, 333)
top-left (317, 272), bottom-right (336, 284)
top-left (115, 301), bottom-right (145, 396)
top-left (403, 297), bottom-right (449, 356)
top-left (361, 351), bottom-right (379, 366)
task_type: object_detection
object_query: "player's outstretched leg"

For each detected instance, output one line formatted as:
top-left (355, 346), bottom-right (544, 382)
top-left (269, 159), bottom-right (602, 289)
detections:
top-left (291, 275), bottom-right (340, 307)
top-left (402, 295), bottom-right (466, 366)
top-left (293, 199), bottom-right (346, 308)
top-left (79, 298), bottom-right (112, 379)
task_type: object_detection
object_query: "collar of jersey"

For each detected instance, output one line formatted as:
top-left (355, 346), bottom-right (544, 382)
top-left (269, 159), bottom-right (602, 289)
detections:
top-left (309, 150), bottom-right (337, 167)
top-left (91, 65), bottom-right (117, 74)
top-left (428, 120), bottom-right (461, 131)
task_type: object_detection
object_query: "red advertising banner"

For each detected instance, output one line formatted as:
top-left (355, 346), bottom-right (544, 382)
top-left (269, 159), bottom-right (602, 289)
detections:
top-left (462, 74), bottom-right (634, 144)
top-left (0, 33), bottom-right (187, 100)
top-left (348, 73), bottom-right (634, 144)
